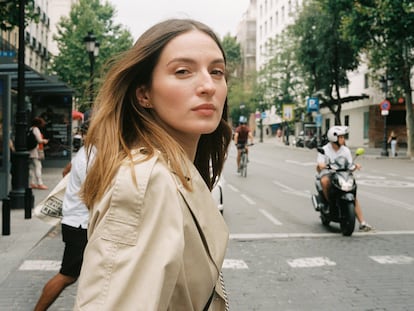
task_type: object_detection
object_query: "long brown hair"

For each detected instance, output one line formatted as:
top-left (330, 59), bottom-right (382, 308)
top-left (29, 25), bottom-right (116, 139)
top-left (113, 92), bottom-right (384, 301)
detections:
top-left (82, 19), bottom-right (232, 207)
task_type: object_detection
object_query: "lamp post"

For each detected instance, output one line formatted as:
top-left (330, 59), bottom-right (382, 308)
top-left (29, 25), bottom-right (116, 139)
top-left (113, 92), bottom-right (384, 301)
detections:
top-left (83, 32), bottom-right (100, 105)
top-left (7, 0), bottom-right (33, 226)
top-left (379, 75), bottom-right (393, 157)
top-left (278, 94), bottom-right (290, 145)
top-left (259, 101), bottom-right (265, 143)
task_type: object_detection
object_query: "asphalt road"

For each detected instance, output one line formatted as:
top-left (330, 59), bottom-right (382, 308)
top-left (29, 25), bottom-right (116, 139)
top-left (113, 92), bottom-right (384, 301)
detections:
top-left (221, 142), bottom-right (414, 311)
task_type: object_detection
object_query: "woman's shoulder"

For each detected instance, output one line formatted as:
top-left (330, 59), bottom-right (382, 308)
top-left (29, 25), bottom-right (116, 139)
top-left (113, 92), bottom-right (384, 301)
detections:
top-left (120, 149), bottom-right (174, 184)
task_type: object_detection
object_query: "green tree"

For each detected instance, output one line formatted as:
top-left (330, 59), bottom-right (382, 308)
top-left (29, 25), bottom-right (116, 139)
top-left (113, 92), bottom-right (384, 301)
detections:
top-left (221, 33), bottom-right (242, 79)
top-left (0, 0), bottom-right (39, 31)
top-left (51, 0), bottom-right (133, 111)
top-left (257, 31), bottom-right (304, 117)
top-left (221, 34), bottom-right (252, 125)
top-left (341, 0), bottom-right (414, 157)
top-left (289, 0), bottom-right (367, 125)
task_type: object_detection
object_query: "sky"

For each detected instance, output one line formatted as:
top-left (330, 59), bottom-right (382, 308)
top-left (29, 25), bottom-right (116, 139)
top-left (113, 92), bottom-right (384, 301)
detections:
top-left (110, 0), bottom-right (251, 40)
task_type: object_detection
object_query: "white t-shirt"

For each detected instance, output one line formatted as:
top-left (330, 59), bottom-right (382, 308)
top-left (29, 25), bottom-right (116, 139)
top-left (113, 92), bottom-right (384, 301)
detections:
top-left (317, 143), bottom-right (353, 165)
top-left (61, 147), bottom-right (91, 229)
top-left (29, 126), bottom-right (42, 159)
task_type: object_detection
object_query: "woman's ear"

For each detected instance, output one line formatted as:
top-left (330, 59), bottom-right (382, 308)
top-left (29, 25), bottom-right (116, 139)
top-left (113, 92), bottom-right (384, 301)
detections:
top-left (136, 86), bottom-right (152, 108)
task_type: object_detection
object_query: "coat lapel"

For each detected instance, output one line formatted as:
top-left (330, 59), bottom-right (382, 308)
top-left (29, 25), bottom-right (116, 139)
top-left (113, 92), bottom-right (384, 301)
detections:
top-left (173, 164), bottom-right (229, 273)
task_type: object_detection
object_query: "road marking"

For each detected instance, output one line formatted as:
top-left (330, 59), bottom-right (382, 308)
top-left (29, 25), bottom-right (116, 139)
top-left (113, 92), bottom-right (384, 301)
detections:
top-left (287, 257), bottom-right (336, 268)
top-left (19, 260), bottom-right (60, 271)
top-left (273, 180), bottom-right (311, 198)
top-left (370, 255), bottom-right (414, 264)
top-left (230, 230), bottom-right (414, 240)
top-left (227, 183), bottom-right (239, 192)
top-left (272, 180), bottom-right (295, 192)
top-left (358, 179), bottom-right (414, 188)
top-left (241, 194), bottom-right (256, 205)
top-left (223, 259), bottom-right (248, 269)
top-left (259, 209), bottom-right (282, 225)
top-left (359, 190), bottom-right (414, 211)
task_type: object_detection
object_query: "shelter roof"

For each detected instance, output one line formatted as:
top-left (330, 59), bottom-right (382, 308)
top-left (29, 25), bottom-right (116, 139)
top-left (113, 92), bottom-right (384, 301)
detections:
top-left (0, 63), bottom-right (74, 95)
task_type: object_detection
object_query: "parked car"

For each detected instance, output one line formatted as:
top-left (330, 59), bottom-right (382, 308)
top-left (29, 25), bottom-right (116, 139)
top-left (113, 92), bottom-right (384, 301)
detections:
top-left (212, 176), bottom-right (224, 214)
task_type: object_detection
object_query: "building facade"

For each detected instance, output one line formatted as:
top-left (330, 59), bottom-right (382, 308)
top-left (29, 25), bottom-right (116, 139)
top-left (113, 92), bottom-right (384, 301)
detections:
top-left (250, 0), bottom-right (409, 148)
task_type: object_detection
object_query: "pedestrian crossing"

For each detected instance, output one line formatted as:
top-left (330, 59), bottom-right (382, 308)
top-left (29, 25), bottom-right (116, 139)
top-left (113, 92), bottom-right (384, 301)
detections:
top-left (19, 254), bottom-right (414, 272)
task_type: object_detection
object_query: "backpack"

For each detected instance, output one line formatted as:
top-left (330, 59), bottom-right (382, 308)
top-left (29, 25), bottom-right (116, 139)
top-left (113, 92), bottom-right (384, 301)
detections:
top-left (26, 128), bottom-right (38, 150)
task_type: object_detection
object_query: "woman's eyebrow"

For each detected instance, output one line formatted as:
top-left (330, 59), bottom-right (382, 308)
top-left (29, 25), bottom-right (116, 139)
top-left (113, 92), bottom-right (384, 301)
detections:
top-left (167, 57), bottom-right (225, 66)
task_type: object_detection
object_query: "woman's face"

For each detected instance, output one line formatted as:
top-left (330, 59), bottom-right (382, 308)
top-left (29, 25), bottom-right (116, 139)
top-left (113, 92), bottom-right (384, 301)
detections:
top-left (140, 30), bottom-right (227, 143)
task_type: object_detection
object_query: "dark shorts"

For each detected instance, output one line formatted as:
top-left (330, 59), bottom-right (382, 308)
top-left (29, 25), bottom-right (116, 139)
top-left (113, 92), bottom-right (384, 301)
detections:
top-left (237, 142), bottom-right (247, 150)
top-left (60, 223), bottom-right (88, 278)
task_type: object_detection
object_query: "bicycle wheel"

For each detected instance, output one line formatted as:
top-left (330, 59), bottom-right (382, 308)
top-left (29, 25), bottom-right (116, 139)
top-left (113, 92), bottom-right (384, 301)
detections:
top-left (240, 152), bottom-right (248, 177)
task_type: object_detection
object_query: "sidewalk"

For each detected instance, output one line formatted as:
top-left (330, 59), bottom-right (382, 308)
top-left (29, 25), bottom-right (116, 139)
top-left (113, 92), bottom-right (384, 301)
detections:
top-left (0, 167), bottom-right (64, 285)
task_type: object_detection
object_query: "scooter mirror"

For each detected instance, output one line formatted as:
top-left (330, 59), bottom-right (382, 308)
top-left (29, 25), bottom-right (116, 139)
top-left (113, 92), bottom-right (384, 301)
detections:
top-left (317, 147), bottom-right (325, 155)
top-left (355, 148), bottom-right (365, 156)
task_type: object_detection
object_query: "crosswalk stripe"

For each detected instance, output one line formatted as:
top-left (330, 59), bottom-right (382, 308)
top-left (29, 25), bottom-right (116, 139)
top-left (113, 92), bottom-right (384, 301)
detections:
top-left (19, 260), bottom-right (60, 271)
top-left (369, 255), bottom-right (414, 264)
top-left (287, 257), bottom-right (336, 268)
top-left (223, 259), bottom-right (248, 269)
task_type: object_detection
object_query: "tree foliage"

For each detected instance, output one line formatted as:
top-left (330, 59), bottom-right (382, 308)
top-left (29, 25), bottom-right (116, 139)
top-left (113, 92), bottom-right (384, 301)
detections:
top-left (0, 0), bottom-right (39, 31)
top-left (289, 0), bottom-right (365, 125)
top-left (51, 0), bottom-right (133, 111)
top-left (221, 34), bottom-right (254, 125)
top-left (341, 0), bottom-right (414, 156)
top-left (257, 31), bottom-right (304, 117)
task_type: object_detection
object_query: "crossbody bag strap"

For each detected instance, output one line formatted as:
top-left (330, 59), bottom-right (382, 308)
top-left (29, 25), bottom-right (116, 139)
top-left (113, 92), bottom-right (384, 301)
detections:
top-left (203, 289), bottom-right (215, 311)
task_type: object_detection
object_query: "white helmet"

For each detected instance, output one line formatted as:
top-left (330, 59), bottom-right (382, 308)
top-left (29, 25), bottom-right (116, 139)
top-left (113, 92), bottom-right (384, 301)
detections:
top-left (327, 126), bottom-right (348, 142)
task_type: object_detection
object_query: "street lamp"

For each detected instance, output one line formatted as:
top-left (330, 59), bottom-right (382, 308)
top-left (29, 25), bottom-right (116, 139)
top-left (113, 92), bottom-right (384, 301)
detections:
top-left (379, 75), bottom-right (393, 157)
top-left (259, 101), bottom-right (265, 143)
top-left (278, 94), bottom-right (290, 145)
top-left (7, 0), bottom-right (33, 227)
top-left (83, 32), bottom-right (100, 104)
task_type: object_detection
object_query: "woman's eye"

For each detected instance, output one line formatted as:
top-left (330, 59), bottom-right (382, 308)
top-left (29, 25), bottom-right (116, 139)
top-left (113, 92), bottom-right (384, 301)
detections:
top-left (175, 69), bottom-right (190, 75)
top-left (211, 69), bottom-right (225, 77)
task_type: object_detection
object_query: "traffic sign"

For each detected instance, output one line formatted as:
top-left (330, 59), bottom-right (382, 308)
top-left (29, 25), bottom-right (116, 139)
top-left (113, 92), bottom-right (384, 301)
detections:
top-left (380, 100), bottom-right (391, 111)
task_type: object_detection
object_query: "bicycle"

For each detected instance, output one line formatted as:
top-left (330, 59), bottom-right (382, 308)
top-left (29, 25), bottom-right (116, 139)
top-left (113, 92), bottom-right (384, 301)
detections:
top-left (238, 143), bottom-right (253, 177)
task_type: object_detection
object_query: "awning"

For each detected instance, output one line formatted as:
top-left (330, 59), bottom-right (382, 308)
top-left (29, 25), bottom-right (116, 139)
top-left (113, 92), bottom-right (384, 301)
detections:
top-left (0, 63), bottom-right (74, 95)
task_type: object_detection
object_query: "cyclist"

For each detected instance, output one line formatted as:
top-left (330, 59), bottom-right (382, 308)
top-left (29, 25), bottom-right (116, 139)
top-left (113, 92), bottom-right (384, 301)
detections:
top-left (316, 125), bottom-right (373, 231)
top-left (234, 116), bottom-right (254, 172)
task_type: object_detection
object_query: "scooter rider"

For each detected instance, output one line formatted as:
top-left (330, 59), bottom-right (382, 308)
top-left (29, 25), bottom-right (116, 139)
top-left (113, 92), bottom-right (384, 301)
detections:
top-left (316, 125), bottom-right (373, 231)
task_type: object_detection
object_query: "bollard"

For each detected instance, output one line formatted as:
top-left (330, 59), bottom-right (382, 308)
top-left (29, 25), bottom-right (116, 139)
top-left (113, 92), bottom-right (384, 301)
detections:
top-left (2, 197), bottom-right (10, 235)
top-left (24, 187), bottom-right (33, 219)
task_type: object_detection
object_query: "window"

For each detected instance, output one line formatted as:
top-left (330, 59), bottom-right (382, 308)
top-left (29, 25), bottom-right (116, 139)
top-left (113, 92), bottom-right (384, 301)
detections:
top-left (364, 73), bottom-right (369, 89)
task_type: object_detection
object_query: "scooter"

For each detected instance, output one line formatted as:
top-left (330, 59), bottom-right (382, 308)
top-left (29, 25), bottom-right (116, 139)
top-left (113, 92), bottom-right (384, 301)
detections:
top-left (294, 131), bottom-right (305, 147)
top-left (311, 147), bottom-right (365, 236)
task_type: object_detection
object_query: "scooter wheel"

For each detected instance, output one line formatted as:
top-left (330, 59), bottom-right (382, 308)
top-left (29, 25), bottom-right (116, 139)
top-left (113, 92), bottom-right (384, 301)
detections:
top-left (320, 213), bottom-right (330, 226)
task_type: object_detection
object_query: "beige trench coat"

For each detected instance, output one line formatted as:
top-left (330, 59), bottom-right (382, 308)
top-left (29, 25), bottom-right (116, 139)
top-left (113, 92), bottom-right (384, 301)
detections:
top-left (74, 149), bottom-right (229, 311)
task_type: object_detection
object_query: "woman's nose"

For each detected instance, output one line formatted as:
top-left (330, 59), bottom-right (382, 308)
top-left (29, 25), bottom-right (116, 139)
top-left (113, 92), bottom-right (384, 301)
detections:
top-left (196, 71), bottom-right (215, 96)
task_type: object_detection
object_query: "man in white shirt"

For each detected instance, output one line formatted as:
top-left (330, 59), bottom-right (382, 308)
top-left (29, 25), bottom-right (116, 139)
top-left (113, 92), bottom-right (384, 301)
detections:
top-left (34, 142), bottom-right (91, 310)
top-left (317, 126), bottom-right (373, 232)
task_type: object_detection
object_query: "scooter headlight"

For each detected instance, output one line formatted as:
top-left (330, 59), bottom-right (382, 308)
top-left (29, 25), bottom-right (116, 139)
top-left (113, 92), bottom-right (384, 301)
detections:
top-left (338, 175), bottom-right (353, 191)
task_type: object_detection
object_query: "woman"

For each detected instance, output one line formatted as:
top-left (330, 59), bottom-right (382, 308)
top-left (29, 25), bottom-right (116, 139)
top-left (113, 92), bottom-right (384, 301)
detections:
top-left (74, 19), bottom-right (232, 310)
top-left (388, 130), bottom-right (398, 157)
top-left (29, 117), bottom-right (49, 190)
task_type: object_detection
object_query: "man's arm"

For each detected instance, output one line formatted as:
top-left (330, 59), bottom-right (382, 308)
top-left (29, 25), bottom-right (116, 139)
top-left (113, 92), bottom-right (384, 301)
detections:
top-left (234, 132), bottom-right (239, 145)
